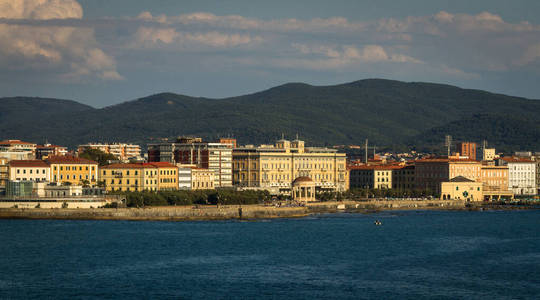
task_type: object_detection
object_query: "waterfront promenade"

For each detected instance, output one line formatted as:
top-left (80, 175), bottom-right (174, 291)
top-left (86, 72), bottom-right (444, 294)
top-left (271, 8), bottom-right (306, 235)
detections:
top-left (0, 199), bottom-right (517, 221)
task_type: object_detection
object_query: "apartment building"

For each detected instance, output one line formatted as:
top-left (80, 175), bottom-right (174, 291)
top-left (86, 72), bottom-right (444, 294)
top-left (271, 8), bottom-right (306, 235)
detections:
top-left (497, 157), bottom-right (536, 195)
top-left (415, 158), bottom-right (482, 194)
top-left (100, 163), bottom-right (158, 192)
top-left (8, 160), bottom-right (50, 182)
top-left (457, 142), bottom-right (477, 160)
top-left (46, 156), bottom-right (98, 185)
top-left (148, 137), bottom-right (232, 187)
top-left (232, 139), bottom-right (348, 195)
top-left (349, 165), bottom-right (398, 189)
top-left (36, 144), bottom-right (68, 159)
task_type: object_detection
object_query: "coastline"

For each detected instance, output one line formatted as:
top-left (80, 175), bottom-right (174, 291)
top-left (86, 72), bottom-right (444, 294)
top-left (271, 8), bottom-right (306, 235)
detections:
top-left (0, 200), bottom-right (537, 221)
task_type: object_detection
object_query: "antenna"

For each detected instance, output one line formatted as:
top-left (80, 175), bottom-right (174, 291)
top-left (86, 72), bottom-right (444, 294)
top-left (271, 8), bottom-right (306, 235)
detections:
top-left (365, 139), bottom-right (368, 164)
top-left (445, 135), bottom-right (452, 157)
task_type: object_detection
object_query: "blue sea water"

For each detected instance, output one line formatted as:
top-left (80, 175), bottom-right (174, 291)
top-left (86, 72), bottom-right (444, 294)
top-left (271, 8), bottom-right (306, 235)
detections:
top-left (0, 210), bottom-right (539, 299)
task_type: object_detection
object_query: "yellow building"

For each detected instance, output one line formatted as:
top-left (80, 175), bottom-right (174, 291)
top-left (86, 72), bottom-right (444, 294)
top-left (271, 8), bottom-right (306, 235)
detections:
top-left (441, 176), bottom-right (483, 201)
top-left (415, 158), bottom-right (481, 194)
top-left (191, 168), bottom-right (215, 190)
top-left (100, 163), bottom-right (158, 192)
top-left (233, 139), bottom-right (348, 195)
top-left (46, 156), bottom-right (98, 186)
top-left (349, 165), bottom-right (403, 189)
top-left (147, 162), bottom-right (179, 190)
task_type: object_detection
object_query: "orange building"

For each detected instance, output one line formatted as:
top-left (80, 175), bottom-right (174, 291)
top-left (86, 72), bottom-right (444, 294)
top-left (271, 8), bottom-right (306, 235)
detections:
top-left (415, 158), bottom-right (481, 194)
top-left (457, 142), bottom-right (477, 160)
top-left (46, 155), bottom-right (99, 185)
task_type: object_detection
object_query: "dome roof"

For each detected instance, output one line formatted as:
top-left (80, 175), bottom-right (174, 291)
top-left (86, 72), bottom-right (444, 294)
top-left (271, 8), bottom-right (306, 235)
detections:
top-left (292, 176), bottom-right (313, 184)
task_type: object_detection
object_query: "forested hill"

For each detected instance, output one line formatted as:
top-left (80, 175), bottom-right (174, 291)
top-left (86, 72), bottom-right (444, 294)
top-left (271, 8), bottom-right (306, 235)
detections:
top-left (1, 79), bottom-right (539, 152)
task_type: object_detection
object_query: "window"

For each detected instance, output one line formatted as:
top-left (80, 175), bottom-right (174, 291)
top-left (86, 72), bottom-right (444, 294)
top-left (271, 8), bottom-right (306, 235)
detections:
top-left (60, 166), bottom-right (63, 171)
top-left (135, 171), bottom-right (138, 175)
top-left (103, 171), bottom-right (106, 175)
top-left (17, 169), bottom-right (20, 174)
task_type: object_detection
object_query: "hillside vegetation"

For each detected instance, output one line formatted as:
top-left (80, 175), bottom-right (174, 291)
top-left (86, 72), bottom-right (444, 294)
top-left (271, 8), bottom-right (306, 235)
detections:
top-left (1, 79), bottom-right (538, 152)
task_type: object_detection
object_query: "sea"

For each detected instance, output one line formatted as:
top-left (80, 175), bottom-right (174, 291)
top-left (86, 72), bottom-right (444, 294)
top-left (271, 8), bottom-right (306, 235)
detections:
top-left (0, 210), bottom-right (539, 299)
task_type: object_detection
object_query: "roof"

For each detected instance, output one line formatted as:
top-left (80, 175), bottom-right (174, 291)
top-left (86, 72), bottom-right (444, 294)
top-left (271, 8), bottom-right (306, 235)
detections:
top-left (292, 176), bottom-right (313, 184)
top-left (449, 176), bottom-right (475, 182)
top-left (500, 156), bottom-right (534, 163)
top-left (9, 160), bottom-right (49, 168)
top-left (415, 158), bottom-right (478, 163)
top-left (46, 155), bottom-right (98, 165)
top-left (102, 163), bottom-right (154, 169)
top-left (349, 164), bottom-right (404, 170)
top-left (144, 162), bottom-right (178, 168)
top-left (0, 139), bottom-right (36, 145)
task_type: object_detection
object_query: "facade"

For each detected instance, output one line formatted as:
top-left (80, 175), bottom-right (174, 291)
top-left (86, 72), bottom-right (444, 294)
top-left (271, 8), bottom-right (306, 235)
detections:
top-left (46, 156), bottom-right (99, 186)
top-left (148, 137), bottom-right (232, 187)
top-left (482, 148), bottom-right (496, 161)
top-left (148, 162), bottom-right (178, 190)
top-left (415, 158), bottom-right (481, 194)
top-left (100, 163), bottom-right (158, 192)
top-left (232, 139), bottom-right (348, 194)
top-left (0, 158), bottom-right (8, 194)
top-left (349, 165), bottom-right (398, 189)
top-left (100, 162), bottom-right (178, 192)
top-left (440, 176), bottom-right (483, 201)
top-left (392, 165), bottom-right (415, 190)
top-left (36, 144), bottom-right (68, 159)
top-left (457, 142), bottom-right (477, 160)
top-left (78, 143), bottom-right (142, 161)
top-left (497, 157), bottom-right (536, 195)
top-left (5, 180), bottom-right (34, 197)
top-left (8, 160), bottom-right (50, 182)
top-left (0, 140), bottom-right (36, 156)
top-left (191, 168), bottom-right (216, 190)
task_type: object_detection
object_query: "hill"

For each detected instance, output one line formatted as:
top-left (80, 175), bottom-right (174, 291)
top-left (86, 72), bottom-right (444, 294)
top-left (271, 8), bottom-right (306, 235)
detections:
top-left (0, 79), bottom-right (539, 152)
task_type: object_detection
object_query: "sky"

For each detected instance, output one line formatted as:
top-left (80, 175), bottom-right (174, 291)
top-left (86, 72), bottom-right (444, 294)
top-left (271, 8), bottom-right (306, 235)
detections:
top-left (1, 0), bottom-right (540, 107)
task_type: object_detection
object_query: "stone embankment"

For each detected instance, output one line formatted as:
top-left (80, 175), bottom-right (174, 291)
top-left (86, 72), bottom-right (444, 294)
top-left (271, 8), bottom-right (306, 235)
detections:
top-left (0, 199), bottom-right (481, 221)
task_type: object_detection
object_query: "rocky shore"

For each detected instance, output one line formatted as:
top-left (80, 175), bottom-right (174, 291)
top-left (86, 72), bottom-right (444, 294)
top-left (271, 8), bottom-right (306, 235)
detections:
top-left (1, 199), bottom-right (536, 221)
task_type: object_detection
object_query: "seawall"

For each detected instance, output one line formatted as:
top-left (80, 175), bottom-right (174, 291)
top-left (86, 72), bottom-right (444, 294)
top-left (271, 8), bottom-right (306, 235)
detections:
top-left (0, 199), bottom-right (477, 221)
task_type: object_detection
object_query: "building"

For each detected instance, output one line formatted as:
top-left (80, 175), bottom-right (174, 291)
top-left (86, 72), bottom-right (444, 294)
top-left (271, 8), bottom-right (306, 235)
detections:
top-left (457, 142), bottom-right (477, 160)
top-left (415, 158), bottom-right (482, 195)
top-left (46, 156), bottom-right (99, 186)
top-left (100, 163), bottom-right (157, 192)
top-left (349, 165), bottom-right (399, 189)
top-left (147, 162), bottom-right (178, 190)
top-left (0, 139), bottom-right (37, 156)
top-left (78, 143), bottom-right (142, 161)
top-left (0, 158), bottom-right (8, 194)
top-left (497, 157), bottom-right (536, 196)
top-left (232, 139), bottom-right (348, 195)
top-left (36, 144), bottom-right (68, 159)
top-left (8, 160), bottom-right (50, 182)
top-left (191, 168), bottom-right (215, 190)
top-left (482, 148), bottom-right (497, 161)
top-left (480, 163), bottom-right (513, 200)
top-left (148, 137), bottom-right (232, 187)
top-left (6, 180), bottom-right (34, 197)
top-left (440, 176), bottom-right (483, 201)
top-left (100, 162), bottom-right (178, 192)
top-left (392, 164), bottom-right (415, 190)
top-left (219, 138), bottom-right (237, 148)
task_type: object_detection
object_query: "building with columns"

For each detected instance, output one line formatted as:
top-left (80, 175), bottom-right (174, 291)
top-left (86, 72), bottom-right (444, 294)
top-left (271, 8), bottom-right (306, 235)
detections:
top-left (232, 138), bottom-right (348, 195)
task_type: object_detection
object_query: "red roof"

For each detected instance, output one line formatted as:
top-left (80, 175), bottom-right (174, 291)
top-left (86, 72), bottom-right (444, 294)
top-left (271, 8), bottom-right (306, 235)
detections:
top-left (46, 155), bottom-right (97, 165)
top-left (349, 164), bottom-right (404, 170)
top-left (102, 163), bottom-right (155, 169)
top-left (500, 156), bottom-right (534, 163)
top-left (414, 158), bottom-right (478, 163)
top-left (144, 162), bottom-right (178, 168)
top-left (0, 139), bottom-right (36, 145)
top-left (9, 160), bottom-right (49, 167)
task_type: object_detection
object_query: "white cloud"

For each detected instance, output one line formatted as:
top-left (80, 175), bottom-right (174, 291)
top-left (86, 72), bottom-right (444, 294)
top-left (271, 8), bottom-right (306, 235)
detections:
top-left (134, 26), bottom-right (262, 48)
top-left (0, 0), bottom-right (121, 81)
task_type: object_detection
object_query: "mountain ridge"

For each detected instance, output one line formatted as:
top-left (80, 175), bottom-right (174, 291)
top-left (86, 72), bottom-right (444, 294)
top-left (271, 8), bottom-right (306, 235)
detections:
top-left (1, 79), bottom-right (539, 152)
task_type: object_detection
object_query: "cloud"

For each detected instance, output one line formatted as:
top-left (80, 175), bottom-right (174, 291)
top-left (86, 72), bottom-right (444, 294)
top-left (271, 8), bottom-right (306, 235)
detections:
top-left (0, 0), bottom-right (121, 81)
top-left (134, 26), bottom-right (262, 48)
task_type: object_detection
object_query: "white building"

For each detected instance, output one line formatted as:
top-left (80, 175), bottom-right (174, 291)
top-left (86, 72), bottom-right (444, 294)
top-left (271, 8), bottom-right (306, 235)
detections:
top-left (8, 160), bottom-right (51, 182)
top-left (498, 157), bottom-right (536, 196)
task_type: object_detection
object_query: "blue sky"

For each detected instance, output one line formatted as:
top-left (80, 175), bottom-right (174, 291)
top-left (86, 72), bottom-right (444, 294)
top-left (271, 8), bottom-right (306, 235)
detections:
top-left (1, 0), bottom-right (540, 107)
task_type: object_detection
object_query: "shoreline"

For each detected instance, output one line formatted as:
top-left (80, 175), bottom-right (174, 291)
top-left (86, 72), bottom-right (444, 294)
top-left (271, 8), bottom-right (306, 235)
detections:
top-left (0, 200), bottom-right (538, 221)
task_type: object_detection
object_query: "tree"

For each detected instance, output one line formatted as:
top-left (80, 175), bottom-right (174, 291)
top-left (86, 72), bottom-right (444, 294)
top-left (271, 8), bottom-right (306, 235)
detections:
top-left (79, 148), bottom-right (117, 166)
